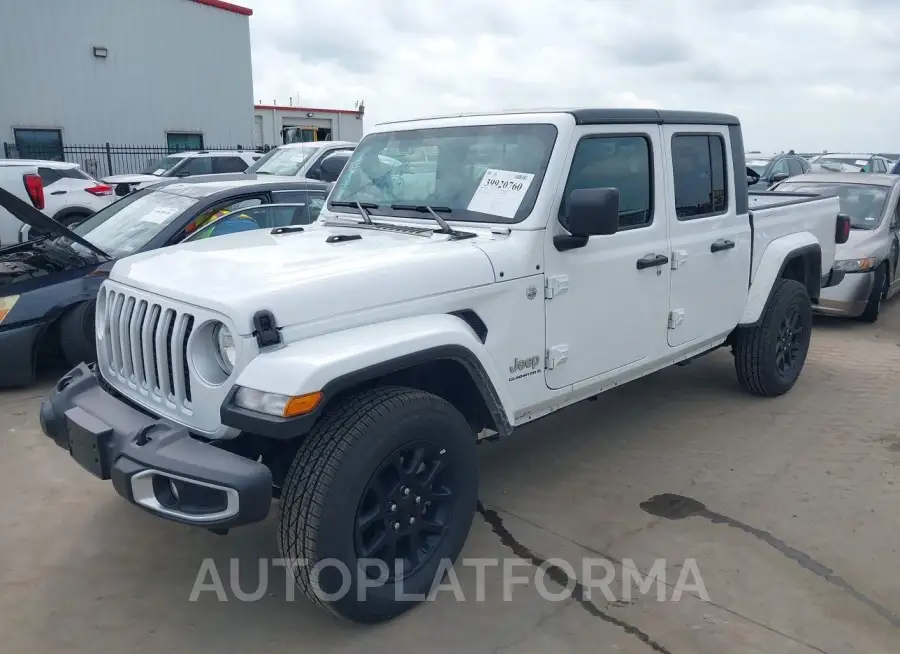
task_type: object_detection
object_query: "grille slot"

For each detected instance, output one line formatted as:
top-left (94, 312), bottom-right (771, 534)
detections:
top-left (101, 288), bottom-right (195, 408)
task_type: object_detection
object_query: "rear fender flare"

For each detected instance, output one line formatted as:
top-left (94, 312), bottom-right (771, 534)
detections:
top-left (740, 233), bottom-right (821, 325)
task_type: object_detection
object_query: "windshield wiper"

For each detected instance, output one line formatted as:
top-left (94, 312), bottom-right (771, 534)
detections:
top-left (331, 201), bottom-right (375, 225)
top-left (389, 205), bottom-right (475, 239)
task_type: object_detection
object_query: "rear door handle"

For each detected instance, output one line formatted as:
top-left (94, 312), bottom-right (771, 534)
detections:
top-left (710, 239), bottom-right (735, 253)
top-left (636, 253), bottom-right (669, 270)
top-left (50, 190), bottom-right (67, 195)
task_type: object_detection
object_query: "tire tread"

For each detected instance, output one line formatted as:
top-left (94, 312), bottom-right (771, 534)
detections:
top-left (277, 386), bottom-right (444, 617)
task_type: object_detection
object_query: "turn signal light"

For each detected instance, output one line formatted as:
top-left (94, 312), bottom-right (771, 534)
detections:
top-left (283, 392), bottom-right (323, 417)
top-left (0, 295), bottom-right (20, 325)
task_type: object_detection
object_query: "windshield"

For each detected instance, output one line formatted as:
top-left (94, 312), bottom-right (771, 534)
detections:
top-left (141, 155), bottom-right (184, 176)
top-left (69, 188), bottom-right (198, 256)
top-left (747, 159), bottom-right (770, 175)
top-left (772, 182), bottom-right (889, 229)
top-left (328, 123), bottom-right (558, 223)
top-left (246, 146), bottom-right (320, 176)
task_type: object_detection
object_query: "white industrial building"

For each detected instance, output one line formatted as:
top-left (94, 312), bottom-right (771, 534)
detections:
top-left (253, 103), bottom-right (365, 147)
top-left (0, 0), bottom-right (255, 157)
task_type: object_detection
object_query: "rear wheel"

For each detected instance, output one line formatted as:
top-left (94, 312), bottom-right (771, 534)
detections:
top-left (277, 386), bottom-right (477, 623)
top-left (59, 301), bottom-right (97, 367)
top-left (857, 265), bottom-right (887, 323)
top-left (734, 279), bottom-right (812, 397)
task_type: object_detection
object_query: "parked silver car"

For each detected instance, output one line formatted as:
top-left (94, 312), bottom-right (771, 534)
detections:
top-left (770, 173), bottom-right (900, 321)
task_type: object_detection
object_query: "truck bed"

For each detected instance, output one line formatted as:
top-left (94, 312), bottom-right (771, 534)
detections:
top-left (748, 191), bottom-right (840, 282)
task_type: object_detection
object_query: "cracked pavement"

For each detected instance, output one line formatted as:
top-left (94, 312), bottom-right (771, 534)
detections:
top-left (2, 305), bottom-right (900, 653)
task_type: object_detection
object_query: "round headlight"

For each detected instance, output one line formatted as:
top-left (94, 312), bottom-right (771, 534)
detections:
top-left (213, 323), bottom-right (236, 374)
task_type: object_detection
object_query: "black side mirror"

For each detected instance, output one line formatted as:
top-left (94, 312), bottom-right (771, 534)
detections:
top-left (746, 167), bottom-right (760, 186)
top-left (306, 166), bottom-right (321, 180)
top-left (555, 188), bottom-right (619, 251)
top-left (771, 172), bottom-right (790, 183)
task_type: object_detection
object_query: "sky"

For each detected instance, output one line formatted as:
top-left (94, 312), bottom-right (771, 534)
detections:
top-left (238, 0), bottom-right (900, 153)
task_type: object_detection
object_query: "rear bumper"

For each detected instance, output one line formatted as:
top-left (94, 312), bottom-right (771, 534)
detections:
top-left (40, 363), bottom-right (272, 529)
top-left (814, 271), bottom-right (873, 318)
top-left (0, 321), bottom-right (45, 388)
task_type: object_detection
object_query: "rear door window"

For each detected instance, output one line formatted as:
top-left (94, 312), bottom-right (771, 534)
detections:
top-left (173, 157), bottom-right (213, 176)
top-left (212, 156), bottom-right (251, 173)
top-left (671, 134), bottom-right (728, 219)
top-left (38, 167), bottom-right (64, 186)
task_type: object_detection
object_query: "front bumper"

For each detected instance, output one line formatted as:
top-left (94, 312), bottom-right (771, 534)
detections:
top-left (814, 270), bottom-right (875, 317)
top-left (0, 321), bottom-right (46, 388)
top-left (40, 363), bottom-right (272, 529)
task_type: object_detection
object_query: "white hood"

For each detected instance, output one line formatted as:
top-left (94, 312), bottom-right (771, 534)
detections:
top-left (110, 223), bottom-right (498, 334)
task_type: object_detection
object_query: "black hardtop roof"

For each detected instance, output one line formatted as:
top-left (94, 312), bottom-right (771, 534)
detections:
top-left (377, 108), bottom-right (741, 127)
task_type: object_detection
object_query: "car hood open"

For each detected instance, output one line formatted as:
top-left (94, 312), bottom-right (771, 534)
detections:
top-left (110, 221), bottom-right (498, 335)
top-left (0, 186), bottom-right (110, 261)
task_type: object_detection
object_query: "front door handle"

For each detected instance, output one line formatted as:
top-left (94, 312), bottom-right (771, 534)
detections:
top-left (710, 239), bottom-right (735, 253)
top-left (636, 253), bottom-right (669, 270)
top-left (50, 190), bottom-right (67, 195)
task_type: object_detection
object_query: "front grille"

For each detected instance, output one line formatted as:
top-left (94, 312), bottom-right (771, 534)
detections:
top-left (100, 287), bottom-right (196, 408)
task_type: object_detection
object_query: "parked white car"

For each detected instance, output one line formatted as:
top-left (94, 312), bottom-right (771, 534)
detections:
top-left (102, 150), bottom-right (262, 196)
top-left (808, 153), bottom-right (892, 173)
top-left (0, 159), bottom-right (115, 245)
top-left (40, 108), bottom-right (846, 624)
top-left (246, 141), bottom-right (356, 182)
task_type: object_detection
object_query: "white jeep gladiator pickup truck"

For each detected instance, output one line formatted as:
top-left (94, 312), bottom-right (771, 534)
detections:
top-left (39, 108), bottom-right (848, 623)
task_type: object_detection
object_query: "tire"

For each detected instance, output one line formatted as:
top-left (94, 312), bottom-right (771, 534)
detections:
top-left (857, 265), bottom-right (887, 323)
top-left (734, 278), bottom-right (812, 397)
top-left (278, 386), bottom-right (478, 623)
top-left (59, 301), bottom-right (97, 367)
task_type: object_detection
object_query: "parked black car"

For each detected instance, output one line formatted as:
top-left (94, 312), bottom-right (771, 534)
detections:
top-left (746, 153), bottom-right (811, 189)
top-left (0, 174), bottom-right (330, 387)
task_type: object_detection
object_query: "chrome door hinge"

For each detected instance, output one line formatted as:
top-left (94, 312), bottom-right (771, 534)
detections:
top-left (546, 344), bottom-right (569, 369)
top-left (668, 309), bottom-right (685, 329)
top-left (671, 250), bottom-right (688, 270)
top-left (545, 275), bottom-right (569, 299)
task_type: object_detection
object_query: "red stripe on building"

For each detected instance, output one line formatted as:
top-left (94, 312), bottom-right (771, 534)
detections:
top-left (254, 104), bottom-right (363, 116)
top-left (191, 0), bottom-right (253, 16)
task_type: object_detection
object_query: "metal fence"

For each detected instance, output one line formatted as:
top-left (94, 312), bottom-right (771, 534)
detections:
top-left (2, 142), bottom-right (270, 179)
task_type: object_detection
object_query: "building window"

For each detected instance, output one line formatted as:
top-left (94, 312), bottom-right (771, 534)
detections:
top-left (14, 128), bottom-right (64, 161)
top-left (166, 132), bottom-right (204, 152)
top-left (672, 134), bottom-right (728, 220)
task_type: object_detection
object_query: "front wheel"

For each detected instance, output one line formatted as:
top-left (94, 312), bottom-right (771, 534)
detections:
top-left (59, 301), bottom-right (97, 367)
top-left (277, 386), bottom-right (477, 623)
top-left (857, 265), bottom-right (887, 323)
top-left (733, 278), bottom-right (812, 397)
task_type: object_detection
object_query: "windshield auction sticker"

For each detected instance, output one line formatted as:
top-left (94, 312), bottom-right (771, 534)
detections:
top-left (467, 169), bottom-right (535, 219)
top-left (139, 206), bottom-right (180, 224)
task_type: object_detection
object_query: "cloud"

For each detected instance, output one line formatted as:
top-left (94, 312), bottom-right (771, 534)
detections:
top-left (241, 0), bottom-right (900, 152)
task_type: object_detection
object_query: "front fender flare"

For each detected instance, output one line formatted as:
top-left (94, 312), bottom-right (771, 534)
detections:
top-left (740, 232), bottom-right (821, 325)
top-left (224, 314), bottom-right (513, 438)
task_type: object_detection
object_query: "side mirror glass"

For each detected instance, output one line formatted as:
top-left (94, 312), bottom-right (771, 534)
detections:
top-left (566, 188), bottom-right (620, 237)
top-left (771, 172), bottom-right (790, 183)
